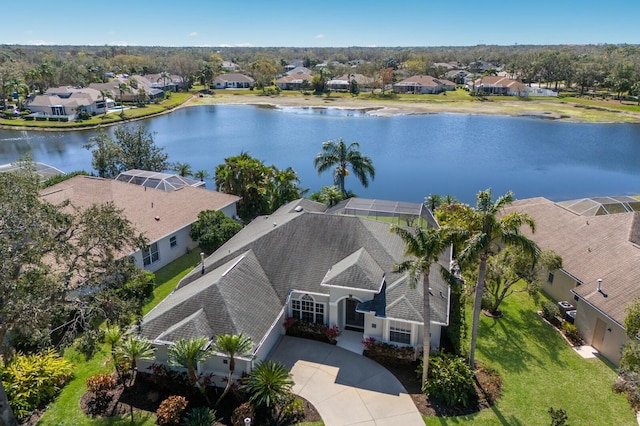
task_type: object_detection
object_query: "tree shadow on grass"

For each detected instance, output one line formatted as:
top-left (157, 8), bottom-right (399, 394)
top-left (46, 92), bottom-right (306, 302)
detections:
top-left (479, 306), bottom-right (568, 373)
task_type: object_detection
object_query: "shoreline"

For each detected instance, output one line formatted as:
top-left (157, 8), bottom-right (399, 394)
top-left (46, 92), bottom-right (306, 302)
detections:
top-left (2, 93), bottom-right (639, 132)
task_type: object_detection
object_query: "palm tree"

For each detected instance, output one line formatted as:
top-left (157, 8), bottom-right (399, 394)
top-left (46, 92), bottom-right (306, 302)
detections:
top-left (158, 71), bottom-right (171, 91)
top-left (457, 189), bottom-right (539, 369)
top-left (213, 333), bottom-right (253, 404)
top-left (117, 335), bottom-right (156, 386)
top-left (117, 82), bottom-right (129, 117)
top-left (243, 360), bottom-right (294, 417)
top-left (168, 337), bottom-right (214, 396)
top-left (103, 324), bottom-right (124, 380)
top-left (99, 89), bottom-right (111, 117)
top-left (391, 225), bottom-right (452, 385)
top-left (172, 162), bottom-right (193, 177)
top-left (314, 138), bottom-right (375, 197)
top-left (194, 169), bottom-right (210, 182)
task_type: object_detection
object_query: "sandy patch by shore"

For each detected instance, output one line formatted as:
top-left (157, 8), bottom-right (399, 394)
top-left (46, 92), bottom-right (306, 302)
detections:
top-left (185, 92), bottom-right (640, 123)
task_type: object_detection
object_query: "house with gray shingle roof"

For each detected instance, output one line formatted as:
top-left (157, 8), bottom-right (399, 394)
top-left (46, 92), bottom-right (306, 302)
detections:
top-left (505, 197), bottom-right (640, 365)
top-left (138, 198), bottom-right (452, 385)
top-left (393, 75), bottom-right (456, 94)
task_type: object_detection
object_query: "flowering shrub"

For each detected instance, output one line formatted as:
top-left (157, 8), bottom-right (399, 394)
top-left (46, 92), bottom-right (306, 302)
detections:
top-left (362, 337), bottom-right (377, 351)
top-left (324, 325), bottom-right (340, 343)
top-left (156, 395), bottom-right (188, 425)
top-left (284, 318), bottom-right (338, 344)
top-left (561, 321), bottom-right (583, 345)
top-left (86, 373), bottom-right (116, 397)
top-left (363, 339), bottom-right (415, 362)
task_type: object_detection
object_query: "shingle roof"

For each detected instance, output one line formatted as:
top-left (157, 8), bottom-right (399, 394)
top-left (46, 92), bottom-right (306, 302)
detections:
top-left (321, 248), bottom-right (385, 292)
top-left (40, 175), bottom-right (239, 244)
top-left (506, 197), bottom-right (640, 326)
top-left (161, 203), bottom-right (451, 344)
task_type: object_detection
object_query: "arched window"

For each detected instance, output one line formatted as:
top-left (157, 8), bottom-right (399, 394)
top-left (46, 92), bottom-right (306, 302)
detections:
top-left (291, 294), bottom-right (325, 324)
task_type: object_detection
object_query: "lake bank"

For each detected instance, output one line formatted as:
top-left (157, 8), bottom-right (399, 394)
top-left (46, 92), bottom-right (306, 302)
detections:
top-left (185, 92), bottom-right (640, 123)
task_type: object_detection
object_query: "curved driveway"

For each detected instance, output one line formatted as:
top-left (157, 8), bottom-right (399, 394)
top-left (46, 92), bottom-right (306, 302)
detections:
top-left (268, 336), bottom-right (424, 426)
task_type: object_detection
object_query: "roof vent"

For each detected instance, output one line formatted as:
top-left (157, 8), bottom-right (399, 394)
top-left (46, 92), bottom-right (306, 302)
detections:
top-left (294, 205), bottom-right (303, 212)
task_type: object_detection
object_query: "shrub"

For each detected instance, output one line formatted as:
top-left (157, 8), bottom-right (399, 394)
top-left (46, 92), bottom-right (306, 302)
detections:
top-left (324, 325), bottom-right (340, 343)
top-left (280, 394), bottom-right (305, 424)
top-left (86, 373), bottom-right (116, 397)
top-left (364, 339), bottom-right (415, 362)
top-left (548, 407), bottom-right (568, 426)
top-left (422, 352), bottom-right (477, 408)
top-left (35, 116), bottom-right (47, 121)
top-left (561, 321), bottom-right (582, 344)
top-left (156, 395), bottom-right (188, 425)
top-left (0, 349), bottom-right (74, 421)
top-left (182, 406), bottom-right (218, 426)
top-left (542, 302), bottom-right (561, 324)
top-left (231, 401), bottom-right (255, 426)
top-left (362, 336), bottom-right (376, 351)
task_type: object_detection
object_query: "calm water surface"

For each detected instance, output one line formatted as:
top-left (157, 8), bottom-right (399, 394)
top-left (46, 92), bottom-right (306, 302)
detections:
top-left (1, 105), bottom-right (639, 204)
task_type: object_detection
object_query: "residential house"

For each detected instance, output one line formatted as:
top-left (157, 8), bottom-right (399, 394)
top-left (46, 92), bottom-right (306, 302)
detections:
top-left (137, 198), bottom-right (452, 385)
top-left (213, 73), bottom-right (255, 89)
top-left (393, 75), bottom-right (456, 94)
top-left (40, 174), bottom-right (240, 273)
top-left (0, 161), bottom-right (64, 181)
top-left (469, 76), bottom-right (527, 96)
top-left (89, 75), bottom-right (165, 104)
top-left (505, 196), bottom-right (640, 365)
top-left (326, 74), bottom-right (375, 92)
top-left (26, 87), bottom-right (113, 119)
top-left (445, 69), bottom-right (470, 85)
top-left (275, 73), bottom-right (313, 91)
top-left (142, 73), bottom-right (184, 93)
top-left (221, 61), bottom-right (240, 72)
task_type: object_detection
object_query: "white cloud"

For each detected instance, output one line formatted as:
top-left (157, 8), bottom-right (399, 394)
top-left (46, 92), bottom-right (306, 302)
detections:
top-left (108, 41), bottom-right (129, 46)
top-left (189, 32), bottom-right (198, 37)
top-left (27, 40), bottom-right (54, 45)
top-left (314, 34), bottom-right (325, 39)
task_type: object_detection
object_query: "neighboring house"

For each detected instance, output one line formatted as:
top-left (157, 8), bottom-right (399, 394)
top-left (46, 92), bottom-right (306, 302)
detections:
top-left (40, 174), bottom-right (240, 272)
top-left (26, 87), bottom-right (113, 119)
top-left (213, 73), bottom-right (255, 89)
top-left (470, 76), bottom-right (527, 96)
top-left (326, 74), bottom-right (376, 92)
top-left (445, 69), bottom-right (469, 84)
top-left (275, 73), bottom-right (313, 91)
top-left (221, 61), bottom-right (240, 72)
top-left (505, 196), bottom-right (640, 365)
top-left (285, 66), bottom-right (311, 76)
top-left (89, 75), bottom-right (165, 104)
top-left (143, 73), bottom-right (184, 93)
top-left (393, 75), bottom-right (456, 94)
top-left (138, 198), bottom-right (452, 385)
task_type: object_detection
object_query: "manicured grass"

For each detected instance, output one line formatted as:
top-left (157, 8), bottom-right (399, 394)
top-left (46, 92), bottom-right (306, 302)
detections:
top-left (424, 291), bottom-right (635, 425)
top-left (0, 93), bottom-right (193, 129)
top-left (37, 251), bottom-right (200, 425)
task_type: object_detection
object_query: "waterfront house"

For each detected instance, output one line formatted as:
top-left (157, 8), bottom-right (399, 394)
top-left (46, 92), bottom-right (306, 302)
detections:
top-left (505, 196), bottom-right (640, 365)
top-left (137, 198), bottom-right (452, 385)
top-left (41, 174), bottom-right (240, 272)
top-left (213, 73), bottom-right (255, 89)
top-left (393, 75), bottom-right (456, 94)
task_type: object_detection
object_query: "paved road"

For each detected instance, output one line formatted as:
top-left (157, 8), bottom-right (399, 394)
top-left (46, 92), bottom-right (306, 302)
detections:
top-left (268, 336), bottom-right (424, 426)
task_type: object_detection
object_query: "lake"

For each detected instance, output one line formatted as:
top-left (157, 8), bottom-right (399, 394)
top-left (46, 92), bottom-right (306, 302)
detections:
top-left (1, 105), bottom-right (639, 205)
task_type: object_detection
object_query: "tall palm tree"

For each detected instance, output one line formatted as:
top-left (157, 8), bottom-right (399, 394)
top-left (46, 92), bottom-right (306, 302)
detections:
top-left (314, 138), bottom-right (375, 196)
top-left (243, 360), bottom-right (294, 415)
top-left (103, 324), bottom-right (124, 380)
top-left (172, 161), bottom-right (193, 177)
top-left (213, 333), bottom-right (253, 404)
top-left (117, 335), bottom-right (156, 386)
top-left (391, 225), bottom-right (452, 385)
top-left (194, 169), bottom-right (210, 182)
top-left (117, 82), bottom-right (129, 117)
top-left (457, 189), bottom-right (539, 369)
top-left (99, 89), bottom-right (111, 117)
top-left (168, 337), bottom-right (214, 395)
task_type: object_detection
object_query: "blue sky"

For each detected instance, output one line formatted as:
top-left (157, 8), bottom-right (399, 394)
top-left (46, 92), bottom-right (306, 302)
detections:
top-left (7, 1), bottom-right (640, 47)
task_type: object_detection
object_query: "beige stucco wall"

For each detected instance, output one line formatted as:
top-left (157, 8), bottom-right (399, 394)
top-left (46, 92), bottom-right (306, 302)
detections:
top-left (574, 298), bottom-right (628, 366)
top-left (543, 269), bottom-right (580, 305)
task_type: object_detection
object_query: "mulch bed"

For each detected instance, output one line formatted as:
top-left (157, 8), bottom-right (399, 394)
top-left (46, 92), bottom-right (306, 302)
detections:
top-left (79, 373), bottom-right (321, 425)
top-left (370, 355), bottom-right (502, 417)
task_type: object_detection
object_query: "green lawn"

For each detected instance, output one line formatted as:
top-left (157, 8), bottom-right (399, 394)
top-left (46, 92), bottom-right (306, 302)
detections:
top-left (424, 291), bottom-right (635, 425)
top-left (36, 251), bottom-right (201, 426)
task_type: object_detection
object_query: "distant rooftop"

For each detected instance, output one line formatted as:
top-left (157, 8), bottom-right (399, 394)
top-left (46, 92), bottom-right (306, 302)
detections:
top-left (0, 161), bottom-right (65, 181)
top-left (115, 169), bottom-right (205, 191)
top-left (556, 196), bottom-right (640, 216)
top-left (326, 198), bottom-right (438, 228)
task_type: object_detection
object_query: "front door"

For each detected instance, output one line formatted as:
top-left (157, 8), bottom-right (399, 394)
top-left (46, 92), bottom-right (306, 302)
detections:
top-left (345, 298), bottom-right (364, 330)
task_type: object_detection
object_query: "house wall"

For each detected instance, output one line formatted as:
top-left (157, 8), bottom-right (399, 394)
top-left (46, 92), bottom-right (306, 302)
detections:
top-left (543, 269), bottom-right (579, 305)
top-left (327, 287), bottom-right (374, 328)
top-left (132, 225), bottom-right (196, 272)
top-left (202, 354), bottom-right (252, 388)
top-left (253, 309), bottom-right (287, 363)
top-left (364, 314), bottom-right (384, 340)
top-left (574, 298), bottom-right (628, 366)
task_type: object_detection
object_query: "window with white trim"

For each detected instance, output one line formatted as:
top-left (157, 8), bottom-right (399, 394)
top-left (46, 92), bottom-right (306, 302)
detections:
top-left (142, 242), bottom-right (159, 266)
top-left (389, 320), bottom-right (411, 345)
top-left (170, 236), bottom-right (177, 248)
top-left (291, 294), bottom-right (325, 324)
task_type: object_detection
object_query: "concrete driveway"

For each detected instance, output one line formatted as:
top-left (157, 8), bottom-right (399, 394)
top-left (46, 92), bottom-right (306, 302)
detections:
top-left (268, 336), bottom-right (424, 426)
